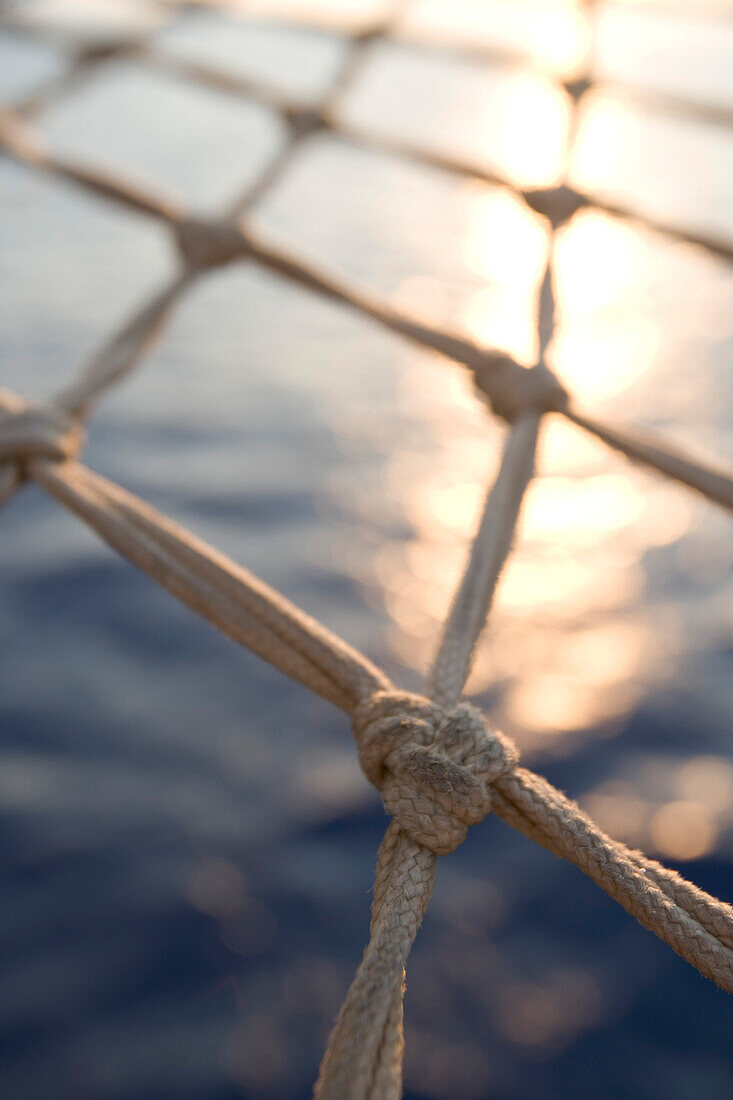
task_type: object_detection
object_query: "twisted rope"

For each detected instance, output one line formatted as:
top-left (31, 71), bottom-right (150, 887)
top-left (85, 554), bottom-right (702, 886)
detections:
top-left (4, 105), bottom-right (730, 511)
top-left (314, 415), bottom-right (733, 1098)
top-left (1, 390), bottom-right (730, 1099)
top-left (2, 2), bottom-right (733, 1096)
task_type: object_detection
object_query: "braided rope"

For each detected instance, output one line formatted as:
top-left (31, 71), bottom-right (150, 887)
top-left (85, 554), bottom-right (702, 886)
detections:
top-left (1, 396), bottom-right (731, 1097)
top-left (1, 2), bottom-right (732, 1097)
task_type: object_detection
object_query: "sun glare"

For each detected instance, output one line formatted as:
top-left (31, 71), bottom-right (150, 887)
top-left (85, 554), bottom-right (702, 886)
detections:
top-left (491, 71), bottom-right (571, 188)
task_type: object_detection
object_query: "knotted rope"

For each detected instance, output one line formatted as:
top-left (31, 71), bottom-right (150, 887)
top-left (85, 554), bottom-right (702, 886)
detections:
top-left (0, 385), bottom-right (731, 1098)
top-left (2, 2), bottom-right (733, 1093)
top-left (173, 217), bottom-right (248, 270)
top-left (353, 691), bottom-right (518, 854)
top-left (0, 388), bottom-right (85, 503)
top-left (313, 411), bottom-right (733, 1099)
top-left (472, 357), bottom-right (568, 423)
top-left (0, 389), bottom-right (85, 464)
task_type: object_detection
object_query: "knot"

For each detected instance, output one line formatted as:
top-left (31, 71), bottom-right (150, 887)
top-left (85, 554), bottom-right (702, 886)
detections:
top-left (0, 390), bottom-right (85, 471)
top-left (473, 355), bottom-right (568, 423)
top-left (282, 105), bottom-right (326, 140)
top-left (353, 691), bottom-right (519, 854)
top-left (174, 217), bottom-right (248, 269)
top-left (524, 185), bottom-right (587, 228)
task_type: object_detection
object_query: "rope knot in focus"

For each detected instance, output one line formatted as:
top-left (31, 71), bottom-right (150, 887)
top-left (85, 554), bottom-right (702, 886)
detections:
top-left (0, 389), bottom-right (85, 471)
top-left (474, 356), bottom-right (568, 423)
top-left (353, 690), bottom-right (519, 854)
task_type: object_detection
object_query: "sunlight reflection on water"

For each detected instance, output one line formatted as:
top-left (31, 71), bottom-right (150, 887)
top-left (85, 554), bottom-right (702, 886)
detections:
top-left (1, 1), bottom-right (733, 1098)
top-left (571, 89), bottom-right (733, 247)
top-left (399, 0), bottom-right (589, 78)
top-left (338, 40), bottom-right (572, 187)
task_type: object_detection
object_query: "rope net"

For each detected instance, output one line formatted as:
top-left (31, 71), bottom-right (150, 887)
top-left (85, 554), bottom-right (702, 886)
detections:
top-left (1, 1), bottom-right (732, 1095)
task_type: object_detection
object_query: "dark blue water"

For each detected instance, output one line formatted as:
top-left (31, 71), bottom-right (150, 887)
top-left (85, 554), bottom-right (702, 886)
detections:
top-left (2, 4), bottom-right (733, 1097)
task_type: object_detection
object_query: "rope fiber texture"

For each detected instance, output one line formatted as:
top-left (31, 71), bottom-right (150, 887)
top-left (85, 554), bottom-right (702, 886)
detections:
top-left (2, 2), bottom-right (733, 1097)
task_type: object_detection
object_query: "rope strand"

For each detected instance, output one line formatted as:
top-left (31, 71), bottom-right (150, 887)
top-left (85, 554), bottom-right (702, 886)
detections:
top-left (1, 3), bottom-right (732, 1097)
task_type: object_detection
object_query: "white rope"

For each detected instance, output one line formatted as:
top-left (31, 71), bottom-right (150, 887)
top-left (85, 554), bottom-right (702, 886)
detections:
top-left (1, 3), bottom-right (733, 1096)
top-left (0, 384), bottom-right (730, 1099)
top-left (427, 410), bottom-right (540, 710)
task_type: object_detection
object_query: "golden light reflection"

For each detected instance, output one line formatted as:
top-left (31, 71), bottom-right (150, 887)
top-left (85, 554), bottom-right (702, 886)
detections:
top-left (522, 475), bottom-right (646, 546)
top-left (554, 208), bottom-right (733, 369)
top-left (540, 417), bottom-right (610, 475)
top-left (650, 800), bottom-right (718, 861)
top-left (394, 357), bottom-right (486, 428)
top-left (630, 484), bottom-right (694, 548)
top-left (578, 756), bottom-right (731, 860)
top-left (554, 211), bottom-right (642, 318)
top-left (582, 782), bottom-right (650, 845)
top-left (524, 1), bottom-right (589, 77)
top-left (557, 619), bottom-right (653, 689)
top-left (404, 476), bottom-right (485, 540)
top-left (550, 320), bottom-right (660, 405)
top-left (462, 286), bottom-right (538, 365)
top-left (400, 0), bottom-right (589, 78)
top-left (458, 187), bottom-right (548, 362)
top-left (391, 275), bottom-right (454, 333)
top-left (550, 212), bottom-right (665, 407)
top-left (459, 187), bottom-right (548, 287)
top-left (491, 71), bottom-right (571, 189)
top-left (677, 756), bottom-right (733, 816)
top-left (328, 161), bottom-right (713, 771)
top-left (358, 352), bottom-right (662, 741)
top-left (393, 185), bottom-right (547, 364)
top-left (358, 412), bottom-right (677, 745)
top-left (503, 672), bottom-right (638, 737)
top-left (570, 90), bottom-right (632, 199)
top-left (499, 551), bottom-right (644, 618)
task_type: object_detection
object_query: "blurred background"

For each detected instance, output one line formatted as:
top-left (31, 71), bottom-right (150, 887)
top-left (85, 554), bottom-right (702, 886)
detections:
top-left (1, 0), bottom-right (732, 1097)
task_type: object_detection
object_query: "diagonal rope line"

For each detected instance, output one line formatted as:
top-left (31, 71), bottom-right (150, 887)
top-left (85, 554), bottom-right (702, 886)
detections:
top-left (30, 456), bottom-right (388, 713)
top-left (0, 395), bottom-right (730, 1096)
top-left (4, 21), bottom-right (733, 257)
top-left (491, 769), bottom-right (733, 982)
top-left (1, 2), bottom-right (732, 1097)
top-left (54, 271), bottom-right (195, 416)
top-left (3, 123), bottom-right (731, 514)
top-left (427, 411), bottom-right (541, 711)
top-left (312, 410), bottom-right (733, 1097)
top-left (2, 423), bottom-right (724, 1098)
top-left (311, 2), bottom-right (733, 1091)
top-left (0, 3), bottom-right (406, 506)
top-left (315, 414), bottom-right (539, 1099)
top-left (563, 408), bottom-right (733, 511)
top-left (11, 444), bottom-right (729, 1002)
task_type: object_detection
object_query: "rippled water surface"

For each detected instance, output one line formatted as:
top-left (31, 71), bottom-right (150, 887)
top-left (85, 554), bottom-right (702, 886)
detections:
top-left (1, 2), bottom-right (732, 1098)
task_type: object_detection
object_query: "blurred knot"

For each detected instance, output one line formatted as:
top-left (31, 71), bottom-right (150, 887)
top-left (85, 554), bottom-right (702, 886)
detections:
top-left (525, 185), bottom-right (587, 228)
top-left (473, 355), bottom-right (568, 423)
top-left (174, 217), bottom-right (248, 269)
top-left (0, 390), bottom-right (85, 471)
top-left (353, 690), bottom-right (519, 854)
top-left (282, 105), bottom-right (326, 139)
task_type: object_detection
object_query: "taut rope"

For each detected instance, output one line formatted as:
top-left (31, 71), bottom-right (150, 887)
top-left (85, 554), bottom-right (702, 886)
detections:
top-left (1, 389), bottom-right (732, 1100)
top-left (2, 1), bottom-right (732, 1094)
